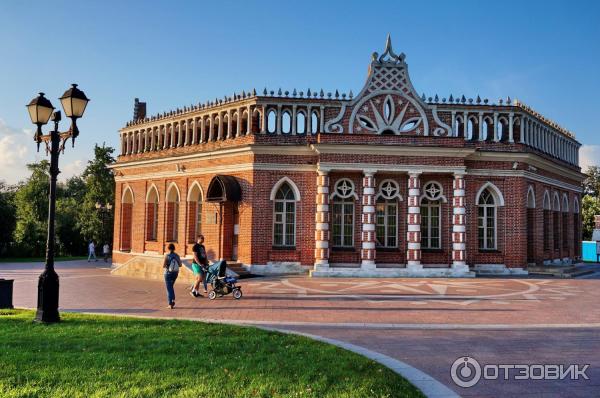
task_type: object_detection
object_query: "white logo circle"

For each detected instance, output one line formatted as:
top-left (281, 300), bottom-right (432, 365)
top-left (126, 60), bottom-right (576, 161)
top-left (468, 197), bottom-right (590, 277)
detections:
top-left (451, 356), bottom-right (482, 388)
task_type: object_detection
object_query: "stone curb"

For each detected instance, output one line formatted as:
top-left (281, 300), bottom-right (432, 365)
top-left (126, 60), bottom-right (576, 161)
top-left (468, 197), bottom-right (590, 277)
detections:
top-left (260, 326), bottom-right (461, 398)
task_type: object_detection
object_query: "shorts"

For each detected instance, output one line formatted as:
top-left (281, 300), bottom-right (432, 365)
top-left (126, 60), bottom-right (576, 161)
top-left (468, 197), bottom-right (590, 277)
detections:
top-left (192, 262), bottom-right (203, 276)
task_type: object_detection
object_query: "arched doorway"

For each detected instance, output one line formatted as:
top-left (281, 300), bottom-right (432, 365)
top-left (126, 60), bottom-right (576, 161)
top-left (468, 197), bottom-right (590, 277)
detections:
top-left (206, 175), bottom-right (242, 261)
top-left (120, 187), bottom-right (134, 251)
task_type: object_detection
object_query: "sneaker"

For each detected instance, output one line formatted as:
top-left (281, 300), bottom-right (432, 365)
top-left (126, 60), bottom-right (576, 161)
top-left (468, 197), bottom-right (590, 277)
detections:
top-left (189, 291), bottom-right (198, 298)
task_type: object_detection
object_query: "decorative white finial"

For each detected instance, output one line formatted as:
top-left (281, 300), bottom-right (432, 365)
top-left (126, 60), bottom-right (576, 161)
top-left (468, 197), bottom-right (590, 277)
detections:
top-left (377, 34), bottom-right (405, 64)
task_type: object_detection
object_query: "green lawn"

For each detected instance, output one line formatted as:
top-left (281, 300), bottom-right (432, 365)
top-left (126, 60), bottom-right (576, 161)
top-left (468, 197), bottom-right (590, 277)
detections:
top-left (0, 310), bottom-right (423, 398)
top-left (0, 256), bottom-right (87, 263)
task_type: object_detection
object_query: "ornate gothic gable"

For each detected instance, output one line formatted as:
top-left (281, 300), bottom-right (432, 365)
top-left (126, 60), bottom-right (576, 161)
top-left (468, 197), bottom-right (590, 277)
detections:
top-left (325, 35), bottom-right (451, 136)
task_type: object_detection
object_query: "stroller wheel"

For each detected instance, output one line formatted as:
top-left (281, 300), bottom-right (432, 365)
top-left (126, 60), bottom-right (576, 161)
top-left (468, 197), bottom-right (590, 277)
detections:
top-left (208, 291), bottom-right (217, 300)
top-left (233, 289), bottom-right (242, 300)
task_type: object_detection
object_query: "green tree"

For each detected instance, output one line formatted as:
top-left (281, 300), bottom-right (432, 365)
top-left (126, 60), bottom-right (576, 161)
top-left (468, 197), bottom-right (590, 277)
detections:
top-left (13, 161), bottom-right (51, 256)
top-left (0, 181), bottom-right (17, 256)
top-left (78, 145), bottom-right (116, 245)
top-left (582, 195), bottom-right (600, 241)
top-left (583, 165), bottom-right (600, 196)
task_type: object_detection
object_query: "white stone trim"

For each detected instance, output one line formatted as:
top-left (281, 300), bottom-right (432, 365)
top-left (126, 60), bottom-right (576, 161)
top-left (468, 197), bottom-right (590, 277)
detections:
top-left (269, 176), bottom-right (302, 201)
top-left (166, 182), bottom-right (181, 202)
top-left (543, 190), bottom-right (551, 210)
top-left (121, 185), bottom-right (135, 203)
top-left (562, 193), bottom-right (569, 212)
top-left (527, 185), bottom-right (536, 208)
top-left (186, 180), bottom-right (204, 202)
top-left (145, 183), bottom-right (160, 203)
top-left (419, 180), bottom-right (447, 203)
top-left (475, 182), bottom-right (505, 206)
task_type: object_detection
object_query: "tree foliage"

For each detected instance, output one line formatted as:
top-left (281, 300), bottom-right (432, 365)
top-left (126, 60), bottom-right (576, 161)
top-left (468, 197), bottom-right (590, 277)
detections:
top-left (0, 181), bottom-right (17, 256)
top-left (583, 165), bottom-right (600, 196)
top-left (12, 161), bottom-right (51, 256)
top-left (582, 166), bottom-right (600, 241)
top-left (4, 145), bottom-right (116, 258)
top-left (78, 145), bottom-right (116, 245)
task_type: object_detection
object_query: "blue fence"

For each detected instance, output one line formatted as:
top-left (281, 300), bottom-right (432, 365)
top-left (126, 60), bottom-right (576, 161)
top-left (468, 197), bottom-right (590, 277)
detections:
top-left (582, 241), bottom-right (598, 262)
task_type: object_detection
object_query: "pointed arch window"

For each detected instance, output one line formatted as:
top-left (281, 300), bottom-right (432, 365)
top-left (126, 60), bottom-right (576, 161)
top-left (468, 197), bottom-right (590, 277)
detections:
top-left (553, 194), bottom-right (560, 250)
top-left (543, 192), bottom-right (551, 251)
top-left (573, 198), bottom-right (580, 257)
top-left (376, 180), bottom-right (401, 248)
top-left (166, 184), bottom-right (180, 242)
top-left (146, 187), bottom-right (159, 241)
top-left (120, 187), bottom-right (134, 251)
top-left (187, 183), bottom-right (203, 243)
top-left (273, 182), bottom-right (296, 247)
top-left (477, 189), bottom-right (497, 250)
top-left (421, 182), bottom-right (444, 249)
top-left (332, 179), bottom-right (355, 247)
top-left (562, 195), bottom-right (569, 250)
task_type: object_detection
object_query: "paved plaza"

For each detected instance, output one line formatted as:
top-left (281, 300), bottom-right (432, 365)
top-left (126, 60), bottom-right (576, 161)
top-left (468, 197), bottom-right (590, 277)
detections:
top-left (3, 260), bottom-right (600, 397)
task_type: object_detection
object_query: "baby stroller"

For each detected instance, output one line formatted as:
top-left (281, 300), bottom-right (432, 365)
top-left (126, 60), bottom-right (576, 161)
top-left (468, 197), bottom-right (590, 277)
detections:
top-left (205, 260), bottom-right (242, 300)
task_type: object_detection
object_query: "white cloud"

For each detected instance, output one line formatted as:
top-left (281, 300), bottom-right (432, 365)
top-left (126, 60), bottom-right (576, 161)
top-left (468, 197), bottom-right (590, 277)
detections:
top-left (60, 159), bottom-right (85, 181)
top-left (0, 118), bottom-right (31, 184)
top-left (579, 145), bottom-right (600, 172)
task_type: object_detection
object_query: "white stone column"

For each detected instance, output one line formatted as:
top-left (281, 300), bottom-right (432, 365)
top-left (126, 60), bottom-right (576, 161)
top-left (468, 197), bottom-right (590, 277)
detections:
top-left (217, 113), bottom-right (224, 140)
top-left (260, 106), bottom-right (267, 134)
top-left (452, 172), bottom-right (468, 271)
top-left (508, 113), bottom-right (514, 143)
top-left (493, 112), bottom-right (499, 142)
top-left (191, 119), bottom-right (197, 145)
top-left (519, 116), bottom-right (525, 144)
top-left (246, 106), bottom-right (252, 135)
top-left (236, 109), bottom-right (242, 137)
top-left (170, 124), bottom-right (176, 148)
top-left (451, 111), bottom-right (456, 137)
top-left (291, 105), bottom-right (297, 135)
top-left (406, 172), bottom-right (422, 270)
top-left (361, 170), bottom-right (377, 270)
top-left (276, 105), bottom-right (282, 134)
top-left (226, 110), bottom-right (233, 139)
top-left (314, 169), bottom-right (330, 270)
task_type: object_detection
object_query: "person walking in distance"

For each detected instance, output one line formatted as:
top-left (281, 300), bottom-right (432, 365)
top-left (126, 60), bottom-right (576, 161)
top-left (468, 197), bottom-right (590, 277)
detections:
top-left (190, 235), bottom-right (208, 297)
top-left (87, 240), bottom-right (97, 262)
top-left (163, 243), bottom-right (182, 309)
top-left (103, 242), bottom-right (110, 263)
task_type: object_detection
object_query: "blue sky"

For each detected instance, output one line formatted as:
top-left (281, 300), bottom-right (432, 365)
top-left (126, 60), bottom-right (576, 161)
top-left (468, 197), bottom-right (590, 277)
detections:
top-left (1, 0), bottom-right (599, 183)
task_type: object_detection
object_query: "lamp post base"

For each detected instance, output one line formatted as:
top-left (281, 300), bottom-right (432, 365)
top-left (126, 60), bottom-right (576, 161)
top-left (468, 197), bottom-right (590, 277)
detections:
top-left (35, 268), bottom-right (60, 323)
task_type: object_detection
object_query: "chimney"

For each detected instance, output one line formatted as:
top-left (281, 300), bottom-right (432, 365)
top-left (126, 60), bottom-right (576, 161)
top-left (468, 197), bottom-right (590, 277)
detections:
top-left (133, 98), bottom-right (147, 120)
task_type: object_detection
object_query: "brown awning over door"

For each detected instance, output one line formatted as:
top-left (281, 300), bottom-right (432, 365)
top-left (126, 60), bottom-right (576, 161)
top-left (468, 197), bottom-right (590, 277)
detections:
top-left (206, 175), bottom-right (242, 202)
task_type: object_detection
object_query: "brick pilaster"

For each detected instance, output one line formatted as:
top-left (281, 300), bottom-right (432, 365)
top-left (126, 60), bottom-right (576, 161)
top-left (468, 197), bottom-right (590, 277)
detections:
top-left (361, 170), bottom-right (376, 269)
top-left (314, 169), bottom-right (330, 269)
top-left (452, 173), bottom-right (468, 270)
top-left (406, 172), bottom-right (422, 269)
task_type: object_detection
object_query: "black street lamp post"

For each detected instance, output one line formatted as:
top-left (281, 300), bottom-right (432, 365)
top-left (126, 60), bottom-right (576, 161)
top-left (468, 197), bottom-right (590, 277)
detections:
top-left (26, 85), bottom-right (89, 323)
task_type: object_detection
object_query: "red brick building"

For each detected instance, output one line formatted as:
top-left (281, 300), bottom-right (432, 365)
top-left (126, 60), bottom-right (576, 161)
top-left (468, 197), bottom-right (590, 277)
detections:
top-left (110, 37), bottom-right (583, 277)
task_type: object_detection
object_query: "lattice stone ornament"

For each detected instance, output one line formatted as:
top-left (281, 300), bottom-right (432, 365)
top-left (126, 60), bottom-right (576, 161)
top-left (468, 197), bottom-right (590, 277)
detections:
top-left (355, 94), bottom-right (423, 135)
top-left (422, 181), bottom-right (444, 201)
top-left (334, 178), bottom-right (356, 199)
top-left (378, 179), bottom-right (402, 200)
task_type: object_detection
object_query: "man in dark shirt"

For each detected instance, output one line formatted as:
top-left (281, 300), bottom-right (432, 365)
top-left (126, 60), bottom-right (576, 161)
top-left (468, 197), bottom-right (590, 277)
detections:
top-left (190, 234), bottom-right (208, 297)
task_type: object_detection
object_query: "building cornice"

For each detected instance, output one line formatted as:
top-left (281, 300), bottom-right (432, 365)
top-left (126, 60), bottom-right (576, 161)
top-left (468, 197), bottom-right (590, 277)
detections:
top-left (466, 152), bottom-right (584, 182)
top-left (468, 169), bottom-right (582, 193)
top-left (310, 144), bottom-right (477, 157)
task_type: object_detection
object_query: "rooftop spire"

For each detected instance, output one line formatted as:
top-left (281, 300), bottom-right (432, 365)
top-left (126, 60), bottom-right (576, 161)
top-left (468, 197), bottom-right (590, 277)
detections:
top-left (376, 34), bottom-right (405, 64)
